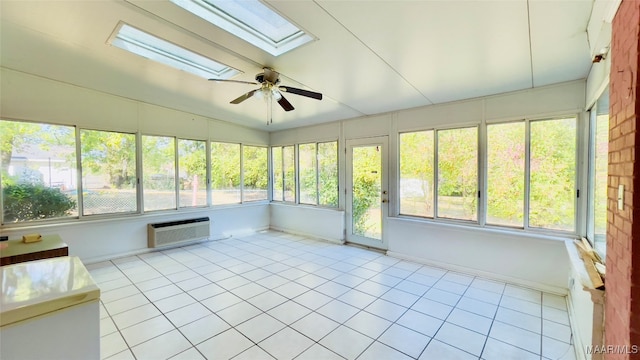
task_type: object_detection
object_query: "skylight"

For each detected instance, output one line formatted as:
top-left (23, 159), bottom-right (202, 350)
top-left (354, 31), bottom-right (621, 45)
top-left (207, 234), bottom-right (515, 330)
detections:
top-left (109, 23), bottom-right (240, 79)
top-left (170, 0), bottom-right (315, 56)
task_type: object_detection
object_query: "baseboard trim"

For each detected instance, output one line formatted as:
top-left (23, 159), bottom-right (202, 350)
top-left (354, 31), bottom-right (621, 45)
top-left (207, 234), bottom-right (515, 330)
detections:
top-left (566, 292), bottom-right (588, 360)
top-left (386, 251), bottom-right (568, 295)
top-left (83, 230), bottom-right (263, 265)
top-left (269, 226), bottom-right (344, 245)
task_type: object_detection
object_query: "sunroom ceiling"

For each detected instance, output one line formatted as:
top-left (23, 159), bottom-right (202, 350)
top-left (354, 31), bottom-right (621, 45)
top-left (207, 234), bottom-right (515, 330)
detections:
top-left (1, 0), bottom-right (595, 131)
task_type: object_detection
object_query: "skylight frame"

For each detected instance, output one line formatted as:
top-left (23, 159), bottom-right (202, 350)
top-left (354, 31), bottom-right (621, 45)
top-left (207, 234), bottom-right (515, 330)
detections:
top-left (170, 0), bottom-right (315, 56)
top-left (108, 22), bottom-right (241, 80)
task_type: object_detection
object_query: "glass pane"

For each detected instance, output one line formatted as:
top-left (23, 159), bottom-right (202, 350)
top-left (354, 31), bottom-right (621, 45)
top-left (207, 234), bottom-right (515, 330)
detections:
top-left (211, 142), bottom-right (241, 205)
top-left (112, 23), bottom-right (239, 79)
top-left (81, 129), bottom-right (137, 215)
top-left (487, 122), bottom-right (525, 227)
top-left (283, 145), bottom-right (295, 202)
top-left (1, 120), bottom-right (78, 223)
top-left (352, 145), bottom-right (381, 239)
top-left (318, 141), bottom-right (338, 207)
top-left (529, 118), bottom-right (576, 231)
top-left (400, 131), bottom-right (434, 217)
top-left (142, 135), bottom-right (176, 211)
top-left (243, 145), bottom-right (268, 202)
top-left (594, 90), bottom-right (609, 253)
top-left (299, 143), bottom-right (317, 205)
top-left (178, 139), bottom-right (207, 207)
top-left (205, 0), bottom-right (302, 43)
top-left (271, 146), bottom-right (283, 201)
top-left (437, 127), bottom-right (477, 220)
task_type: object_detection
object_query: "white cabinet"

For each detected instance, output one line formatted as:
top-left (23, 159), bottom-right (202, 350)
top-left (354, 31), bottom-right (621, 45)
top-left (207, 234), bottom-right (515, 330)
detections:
top-left (1, 256), bottom-right (100, 360)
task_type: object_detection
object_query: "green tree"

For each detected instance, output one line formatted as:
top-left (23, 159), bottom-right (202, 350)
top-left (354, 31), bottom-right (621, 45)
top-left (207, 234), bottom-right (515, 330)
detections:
top-left (80, 130), bottom-right (136, 188)
top-left (400, 131), bottom-right (434, 216)
top-left (529, 118), bottom-right (576, 230)
top-left (243, 146), bottom-right (268, 189)
top-left (318, 141), bottom-right (338, 207)
top-left (352, 146), bottom-right (381, 236)
top-left (210, 142), bottom-right (240, 189)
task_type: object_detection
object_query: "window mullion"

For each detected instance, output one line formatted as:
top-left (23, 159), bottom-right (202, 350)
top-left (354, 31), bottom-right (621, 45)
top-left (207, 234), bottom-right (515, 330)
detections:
top-left (478, 124), bottom-right (486, 226)
top-left (240, 144), bottom-right (245, 203)
top-left (524, 120), bottom-right (531, 230)
top-left (316, 143), bottom-right (320, 206)
top-left (76, 126), bottom-right (84, 218)
top-left (434, 130), bottom-right (439, 219)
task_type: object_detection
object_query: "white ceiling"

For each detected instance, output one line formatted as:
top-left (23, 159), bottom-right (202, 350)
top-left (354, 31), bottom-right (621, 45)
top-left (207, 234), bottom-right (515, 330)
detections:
top-left (0, 0), bottom-right (594, 131)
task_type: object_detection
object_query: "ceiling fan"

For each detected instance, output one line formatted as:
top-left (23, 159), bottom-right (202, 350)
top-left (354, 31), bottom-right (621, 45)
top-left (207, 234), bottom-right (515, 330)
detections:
top-left (209, 67), bottom-right (322, 117)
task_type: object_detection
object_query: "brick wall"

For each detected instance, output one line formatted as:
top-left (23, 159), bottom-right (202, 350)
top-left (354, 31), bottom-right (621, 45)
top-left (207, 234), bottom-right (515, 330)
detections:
top-left (606, 1), bottom-right (640, 358)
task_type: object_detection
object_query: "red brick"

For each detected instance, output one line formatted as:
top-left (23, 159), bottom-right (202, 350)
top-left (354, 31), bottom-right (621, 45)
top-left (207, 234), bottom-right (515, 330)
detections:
top-left (606, 1), bottom-right (640, 357)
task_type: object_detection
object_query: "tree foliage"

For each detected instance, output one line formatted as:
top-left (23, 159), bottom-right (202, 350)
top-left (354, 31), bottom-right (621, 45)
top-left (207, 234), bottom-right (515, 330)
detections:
top-left (351, 146), bottom-right (381, 236)
top-left (210, 142), bottom-right (240, 189)
top-left (81, 129), bottom-right (136, 189)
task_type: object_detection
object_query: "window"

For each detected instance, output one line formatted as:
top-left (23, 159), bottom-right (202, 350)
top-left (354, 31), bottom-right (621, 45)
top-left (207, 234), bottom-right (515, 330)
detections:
top-left (298, 141), bottom-right (338, 207)
top-left (586, 88), bottom-right (610, 257)
top-left (437, 127), bottom-right (478, 221)
top-left (529, 118), bottom-right (576, 231)
top-left (170, 0), bottom-right (314, 56)
top-left (299, 143), bottom-right (317, 204)
top-left (399, 131), bottom-right (434, 217)
top-left (283, 146), bottom-right (296, 202)
top-left (142, 135), bottom-right (176, 211)
top-left (178, 139), bottom-right (207, 207)
top-left (211, 142), bottom-right (241, 205)
top-left (318, 141), bottom-right (338, 207)
top-left (486, 122), bottom-right (525, 227)
top-left (271, 146), bottom-right (283, 201)
top-left (271, 145), bottom-right (295, 202)
top-left (80, 129), bottom-right (137, 215)
top-left (590, 88), bottom-right (609, 256)
top-left (399, 117), bottom-right (577, 233)
top-left (242, 145), bottom-right (268, 201)
top-left (1, 120), bottom-right (77, 223)
top-left (109, 23), bottom-right (240, 79)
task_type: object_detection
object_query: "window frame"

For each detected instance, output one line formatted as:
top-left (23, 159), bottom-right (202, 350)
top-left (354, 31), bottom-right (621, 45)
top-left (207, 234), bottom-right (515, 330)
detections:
top-left (586, 86), bottom-right (609, 259)
top-left (270, 144), bottom-right (296, 203)
top-left (0, 118), bottom-right (271, 226)
top-left (397, 116), bottom-right (580, 236)
top-left (241, 144), bottom-right (269, 203)
top-left (296, 140), bottom-right (339, 208)
top-left (210, 141), bottom-right (242, 205)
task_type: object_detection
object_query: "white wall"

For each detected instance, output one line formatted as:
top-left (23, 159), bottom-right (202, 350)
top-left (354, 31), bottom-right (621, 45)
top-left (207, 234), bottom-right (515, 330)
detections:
top-left (386, 218), bottom-right (570, 293)
top-left (269, 80), bottom-right (586, 293)
top-left (0, 204), bottom-right (270, 263)
top-left (0, 68), bottom-right (270, 263)
top-left (1, 66), bottom-right (586, 292)
top-left (0, 68), bottom-right (268, 144)
top-left (270, 203), bottom-right (344, 243)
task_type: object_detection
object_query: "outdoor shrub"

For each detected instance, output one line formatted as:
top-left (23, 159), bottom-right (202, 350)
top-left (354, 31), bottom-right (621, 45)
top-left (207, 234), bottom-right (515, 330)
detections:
top-left (3, 183), bottom-right (76, 222)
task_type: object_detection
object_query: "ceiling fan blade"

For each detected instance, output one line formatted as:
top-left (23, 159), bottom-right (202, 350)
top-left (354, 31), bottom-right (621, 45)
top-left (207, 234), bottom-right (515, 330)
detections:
top-left (277, 93), bottom-right (295, 112)
top-left (263, 67), bottom-right (280, 84)
top-left (279, 86), bottom-right (323, 100)
top-left (209, 79), bottom-right (258, 85)
top-left (230, 89), bottom-right (258, 104)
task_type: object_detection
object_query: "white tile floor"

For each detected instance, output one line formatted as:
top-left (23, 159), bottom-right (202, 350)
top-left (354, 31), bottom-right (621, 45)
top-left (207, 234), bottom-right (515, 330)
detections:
top-left (89, 230), bottom-right (576, 360)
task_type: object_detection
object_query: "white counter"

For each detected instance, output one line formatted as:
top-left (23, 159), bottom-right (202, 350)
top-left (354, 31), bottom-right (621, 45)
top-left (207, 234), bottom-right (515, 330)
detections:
top-left (1, 256), bottom-right (101, 360)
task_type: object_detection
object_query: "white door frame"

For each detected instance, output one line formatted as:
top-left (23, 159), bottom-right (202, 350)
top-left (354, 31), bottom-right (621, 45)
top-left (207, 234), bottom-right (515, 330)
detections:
top-left (345, 136), bottom-right (389, 250)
